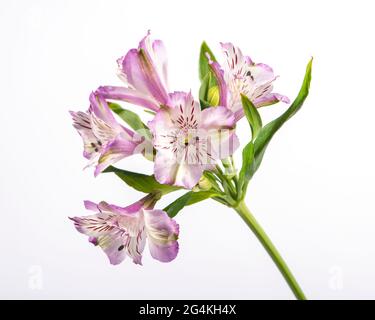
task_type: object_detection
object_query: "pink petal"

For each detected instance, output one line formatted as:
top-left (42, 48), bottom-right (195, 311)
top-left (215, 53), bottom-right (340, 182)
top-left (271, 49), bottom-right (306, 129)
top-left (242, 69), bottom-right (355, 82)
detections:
top-left (154, 151), bottom-right (204, 189)
top-left (98, 194), bottom-right (154, 216)
top-left (117, 32), bottom-right (171, 109)
top-left (250, 63), bottom-right (275, 83)
top-left (97, 86), bottom-right (160, 112)
top-left (208, 59), bottom-right (229, 108)
top-left (83, 200), bottom-right (99, 211)
top-left (254, 92), bottom-right (290, 107)
top-left (143, 209), bottom-right (179, 263)
top-left (89, 92), bottom-right (121, 131)
top-left (207, 128), bottom-right (239, 160)
top-left (139, 34), bottom-right (169, 90)
top-left (220, 42), bottom-right (251, 71)
top-left (101, 236), bottom-right (128, 265)
top-left (168, 91), bottom-right (201, 124)
top-left (200, 107), bottom-right (238, 160)
top-left (148, 107), bottom-right (175, 136)
top-left (125, 232), bottom-right (146, 265)
top-left (94, 134), bottom-right (141, 176)
top-left (70, 200), bottom-right (148, 265)
top-left (200, 106), bottom-right (235, 130)
top-left (70, 110), bottom-right (101, 160)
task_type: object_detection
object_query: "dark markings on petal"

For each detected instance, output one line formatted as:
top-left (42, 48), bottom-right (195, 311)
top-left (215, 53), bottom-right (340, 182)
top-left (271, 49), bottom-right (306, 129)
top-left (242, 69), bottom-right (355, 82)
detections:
top-left (246, 71), bottom-right (254, 81)
top-left (77, 124), bottom-right (91, 130)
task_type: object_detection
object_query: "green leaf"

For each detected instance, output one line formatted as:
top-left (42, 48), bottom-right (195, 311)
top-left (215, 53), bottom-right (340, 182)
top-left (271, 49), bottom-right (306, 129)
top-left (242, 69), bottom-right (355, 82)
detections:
top-left (103, 166), bottom-right (181, 195)
top-left (164, 190), bottom-right (218, 217)
top-left (241, 94), bottom-right (262, 141)
top-left (198, 42), bottom-right (220, 109)
top-left (253, 58), bottom-right (313, 177)
top-left (108, 102), bottom-right (151, 139)
top-left (238, 141), bottom-right (255, 198)
top-left (237, 58), bottom-right (312, 197)
top-left (199, 41), bottom-right (217, 81)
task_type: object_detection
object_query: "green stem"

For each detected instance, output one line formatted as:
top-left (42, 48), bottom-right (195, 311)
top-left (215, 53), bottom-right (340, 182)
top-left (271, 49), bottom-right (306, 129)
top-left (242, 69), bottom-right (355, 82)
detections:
top-left (215, 165), bottom-right (236, 199)
top-left (229, 156), bottom-right (239, 190)
top-left (234, 201), bottom-right (307, 300)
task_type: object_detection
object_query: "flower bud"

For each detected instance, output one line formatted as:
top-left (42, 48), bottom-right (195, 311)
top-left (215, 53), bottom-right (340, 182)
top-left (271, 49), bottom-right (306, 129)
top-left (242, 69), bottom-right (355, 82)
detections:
top-left (193, 175), bottom-right (212, 192)
top-left (207, 86), bottom-right (220, 107)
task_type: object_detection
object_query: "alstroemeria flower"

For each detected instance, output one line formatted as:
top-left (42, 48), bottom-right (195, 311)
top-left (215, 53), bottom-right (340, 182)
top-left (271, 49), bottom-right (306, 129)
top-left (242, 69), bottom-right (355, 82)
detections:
top-left (149, 92), bottom-right (239, 189)
top-left (209, 42), bottom-right (290, 121)
top-left (97, 31), bottom-right (171, 111)
top-left (70, 195), bottom-right (179, 265)
top-left (70, 92), bottom-right (144, 176)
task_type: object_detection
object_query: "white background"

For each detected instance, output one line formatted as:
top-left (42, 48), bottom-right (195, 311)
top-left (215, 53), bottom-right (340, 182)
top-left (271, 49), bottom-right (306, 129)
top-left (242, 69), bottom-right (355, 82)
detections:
top-left (0, 0), bottom-right (374, 300)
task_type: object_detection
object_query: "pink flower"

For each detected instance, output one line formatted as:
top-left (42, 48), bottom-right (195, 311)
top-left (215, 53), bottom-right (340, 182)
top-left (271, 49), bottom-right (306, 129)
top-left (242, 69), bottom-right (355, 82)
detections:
top-left (70, 195), bottom-right (179, 265)
top-left (149, 92), bottom-right (239, 189)
top-left (97, 31), bottom-right (171, 111)
top-left (208, 42), bottom-right (290, 121)
top-left (70, 92), bottom-right (144, 176)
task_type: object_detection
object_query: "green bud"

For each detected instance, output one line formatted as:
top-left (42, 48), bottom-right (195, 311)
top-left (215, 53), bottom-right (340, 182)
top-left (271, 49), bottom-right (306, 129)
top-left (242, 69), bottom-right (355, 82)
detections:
top-left (207, 86), bottom-right (220, 106)
top-left (222, 158), bottom-right (236, 179)
top-left (193, 176), bottom-right (213, 192)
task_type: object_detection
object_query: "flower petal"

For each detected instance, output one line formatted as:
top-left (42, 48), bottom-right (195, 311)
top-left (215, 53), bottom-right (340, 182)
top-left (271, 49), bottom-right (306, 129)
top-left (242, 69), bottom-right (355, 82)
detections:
top-left (199, 107), bottom-right (238, 160)
top-left (98, 234), bottom-right (128, 265)
top-left (90, 112), bottom-right (119, 146)
top-left (219, 42), bottom-right (290, 121)
top-left (117, 32), bottom-right (171, 109)
top-left (98, 194), bottom-right (153, 216)
top-left (254, 92), bottom-right (290, 107)
top-left (143, 209), bottom-right (179, 263)
top-left (148, 107), bottom-right (175, 138)
top-left (70, 110), bottom-right (101, 159)
top-left (154, 151), bottom-right (204, 189)
top-left (208, 128), bottom-right (239, 160)
top-left (139, 34), bottom-right (169, 90)
top-left (84, 200), bottom-right (99, 211)
top-left (169, 91), bottom-right (201, 124)
top-left (94, 134), bottom-right (141, 176)
top-left (70, 211), bottom-right (128, 265)
top-left (125, 231), bottom-right (146, 265)
top-left (70, 201), bottom-right (147, 265)
top-left (208, 58), bottom-right (229, 108)
top-left (89, 92), bottom-right (121, 130)
top-left (249, 63), bottom-right (275, 84)
top-left (200, 106), bottom-right (235, 130)
top-left (97, 86), bottom-right (160, 112)
top-left (220, 42), bottom-right (251, 73)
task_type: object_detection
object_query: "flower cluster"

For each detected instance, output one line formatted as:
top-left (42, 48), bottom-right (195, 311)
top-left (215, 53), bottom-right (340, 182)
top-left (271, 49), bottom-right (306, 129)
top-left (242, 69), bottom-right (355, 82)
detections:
top-left (70, 31), bottom-right (311, 269)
